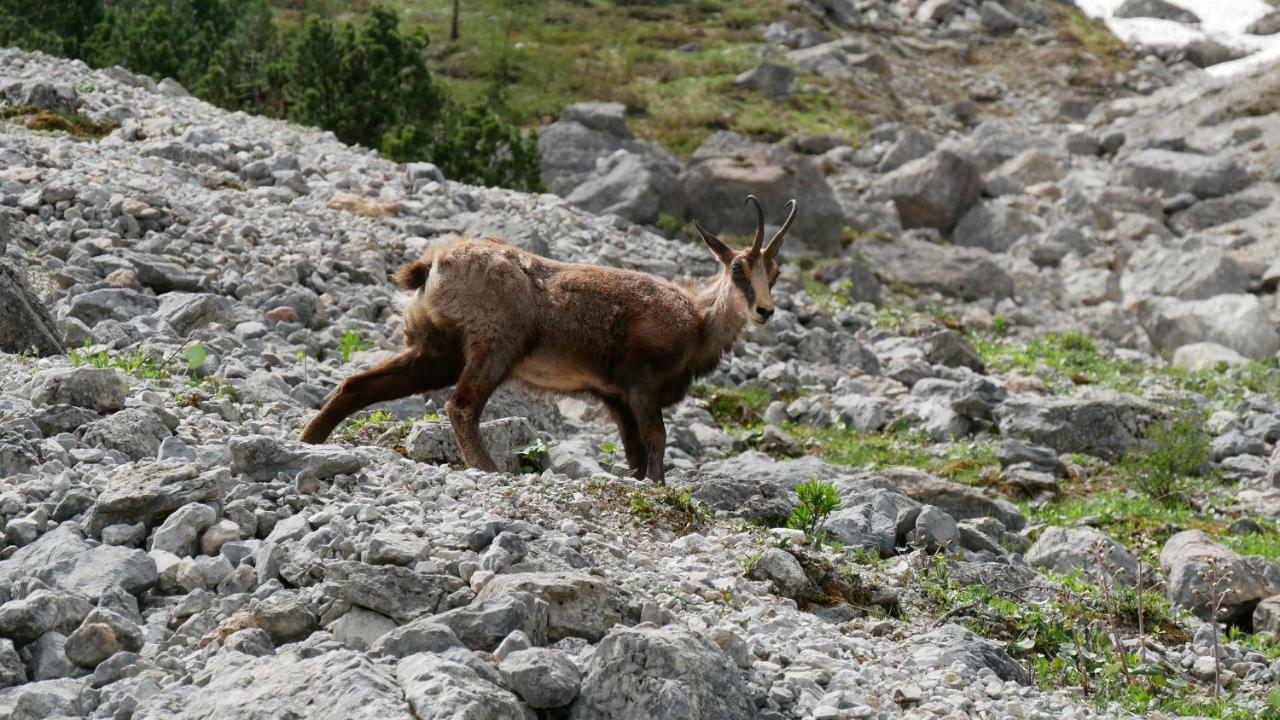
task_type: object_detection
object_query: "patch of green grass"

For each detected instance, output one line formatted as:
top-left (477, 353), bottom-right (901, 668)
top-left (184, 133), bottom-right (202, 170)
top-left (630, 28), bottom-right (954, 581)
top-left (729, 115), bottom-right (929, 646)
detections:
top-left (0, 104), bottom-right (119, 139)
top-left (276, 0), bottom-right (867, 155)
top-left (629, 483), bottom-right (709, 534)
top-left (691, 383), bottom-right (773, 430)
top-left (1058, 8), bottom-right (1131, 72)
top-left (783, 421), bottom-right (998, 484)
top-left (69, 340), bottom-right (169, 380)
top-left (972, 330), bottom-right (1149, 391)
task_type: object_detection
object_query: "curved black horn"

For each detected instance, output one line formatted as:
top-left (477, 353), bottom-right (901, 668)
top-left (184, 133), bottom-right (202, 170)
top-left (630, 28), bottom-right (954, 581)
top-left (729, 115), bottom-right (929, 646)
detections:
top-left (762, 198), bottom-right (793, 257)
top-left (764, 199), bottom-right (797, 258)
top-left (745, 195), bottom-right (765, 254)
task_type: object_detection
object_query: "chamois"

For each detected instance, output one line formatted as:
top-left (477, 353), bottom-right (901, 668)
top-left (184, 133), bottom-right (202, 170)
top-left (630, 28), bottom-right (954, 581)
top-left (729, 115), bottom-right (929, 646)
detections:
top-left (299, 196), bottom-right (798, 483)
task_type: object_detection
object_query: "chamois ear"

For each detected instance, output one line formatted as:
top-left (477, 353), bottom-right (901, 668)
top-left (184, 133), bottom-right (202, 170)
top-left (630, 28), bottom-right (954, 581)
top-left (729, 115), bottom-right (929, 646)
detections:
top-left (694, 221), bottom-right (737, 266)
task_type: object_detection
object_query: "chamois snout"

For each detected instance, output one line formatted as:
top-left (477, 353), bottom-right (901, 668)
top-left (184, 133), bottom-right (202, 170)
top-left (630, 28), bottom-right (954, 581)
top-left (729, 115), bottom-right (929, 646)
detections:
top-left (756, 306), bottom-right (774, 322)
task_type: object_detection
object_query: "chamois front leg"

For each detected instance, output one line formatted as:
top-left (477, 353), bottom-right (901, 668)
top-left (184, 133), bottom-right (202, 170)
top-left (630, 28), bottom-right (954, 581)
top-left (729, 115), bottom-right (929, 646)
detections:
top-left (600, 395), bottom-right (647, 479)
top-left (301, 349), bottom-right (443, 444)
top-left (631, 398), bottom-right (667, 485)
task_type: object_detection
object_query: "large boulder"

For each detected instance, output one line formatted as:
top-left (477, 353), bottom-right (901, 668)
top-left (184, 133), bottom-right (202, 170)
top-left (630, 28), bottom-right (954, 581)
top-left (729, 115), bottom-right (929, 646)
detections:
top-left (324, 561), bottom-right (467, 623)
top-left (474, 572), bottom-right (629, 643)
top-left (1114, 0), bottom-right (1199, 23)
top-left (1122, 149), bottom-right (1249, 200)
top-left (998, 392), bottom-right (1158, 461)
top-left (880, 150), bottom-right (984, 232)
top-left (86, 462), bottom-right (229, 534)
top-left (858, 236), bottom-right (1014, 301)
top-left (1160, 530), bottom-right (1280, 623)
top-left (563, 149), bottom-right (683, 225)
top-left (570, 626), bottom-right (756, 720)
top-left (679, 131), bottom-right (844, 254)
top-left (30, 367), bottom-right (125, 414)
top-left (912, 624), bottom-right (1029, 683)
top-left (133, 647), bottom-right (415, 720)
top-left (951, 199), bottom-right (1045, 253)
top-left (1120, 246), bottom-right (1250, 300)
top-left (1136, 293), bottom-right (1280, 359)
top-left (1025, 526), bottom-right (1140, 585)
top-left (430, 592), bottom-right (549, 652)
top-left (0, 525), bottom-right (156, 601)
top-left (538, 100), bottom-right (680, 224)
top-left (0, 260), bottom-right (63, 356)
top-left (1248, 9), bottom-right (1280, 35)
top-left (397, 652), bottom-right (533, 720)
top-left (878, 467), bottom-right (1024, 531)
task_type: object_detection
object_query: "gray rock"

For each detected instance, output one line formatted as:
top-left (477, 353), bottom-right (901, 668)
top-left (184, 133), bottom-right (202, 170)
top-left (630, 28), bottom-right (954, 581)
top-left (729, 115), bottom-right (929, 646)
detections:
top-left (133, 647), bottom-right (414, 720)
top-left (82, 407), bottom-right (172, 460)
top-left (1114, 0), bottom-right (1199, 23)
top-left (371, 620), bottom-right (464, 659)
top-left (150, 502), bottom-right (217, 557)
top-left (826, 503), bottom-right (898, 556)
top-left (325, 560), bottom-right (466, 623)
top-left (858, 236), bottom-right (1014, 301)
top-left (397, 652), bottom-right (533, 720)
top-left (680, 131), bottom-right (845, 254)
top-left (1161, 530), bottom-right (1280, 622)
top-left (1181, 38), bottom-right (1248, 68)
top-left (734, 63), bottom-right (794, 98)
top-left (564, 149), bottom-right (683, 225)
top-left (747, 548), bottom-right (813, 598)
top-left (997, 392), bottom-right (1157, 461)
top-left (1026, 526), bottom-right (1140, 585)
top-left (0, 261), bottom-right (63, 356)
top-left (910, 505), bottom-right (959, 551)
top-left (979, 1), bottom-right (1021, 33)
top-left (881, 150), bottom-right (984, 232)
top-left (229, 435), bottom-right (362, 480)
top-left (546, 440), bottom-right (607, 480)
top-left (87, 462), bottom-right (228, 533)
top-left (1137, 294), bottom-right (1280, 359)
top-left (877, 127), bottom-right (935, 173)
top-left (500, 648), bottom-right (582, 709)
top-left (952, 199), bottom-right (1044, 253)
top-left (29, 632), bottom-right (78, 681)
top-left (431, 591), bottom-right (549, 652)
top-left (913, 624), bottom-right (1029, 683)
top-left (1122, 149), bottom-right (1249, 199)
top-left (60, 287), bottom-right (159, 325)
top-left (1121, 247), bottom-right (1250, 301)
top-left (30, 367), bottom-right (125, 413)
top-left (571, 625), bottom-right (756, 720)
top-left (0, 525), bottom-right (156, 601)
top-left (245, 592), bottom-right (319, 645)
top-left (538, 102), bottom-right (639, 197)
top-left (224, 628), bottom-right (274, 656)
top-left (1254, 595), bottom-right (1280, 634)
top-left (328, 608), bottom-right (398, 652)
top-left (0, 429), bottom-right (38, 478)
top-left (404, 418), bottom-right (537, 474)
top-left (1248, 9), bottom-right (1280, 35)
top-left (1169, 192), bottom-right (1270, 234)
top-left (984, 149), bottom-right (1062, 196)
top-left (0, 638), bottom-right (24, 687)
top-left (881, 467), bottom-right (1025, 531)
top-left (0, 677), bottom-right (85, 720)
top-left (474, 572), bottom-right (628, 643)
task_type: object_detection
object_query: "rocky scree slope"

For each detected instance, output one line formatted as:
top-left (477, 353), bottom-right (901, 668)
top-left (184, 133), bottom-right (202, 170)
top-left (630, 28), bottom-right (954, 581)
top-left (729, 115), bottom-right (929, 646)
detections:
top-left (1, 21), bottom-right (1280, 720)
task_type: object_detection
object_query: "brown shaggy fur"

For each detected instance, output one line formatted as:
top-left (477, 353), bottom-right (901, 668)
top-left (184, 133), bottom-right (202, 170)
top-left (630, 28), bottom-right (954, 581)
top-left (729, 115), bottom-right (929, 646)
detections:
top-left (300, 198), bottom-right (797, 483)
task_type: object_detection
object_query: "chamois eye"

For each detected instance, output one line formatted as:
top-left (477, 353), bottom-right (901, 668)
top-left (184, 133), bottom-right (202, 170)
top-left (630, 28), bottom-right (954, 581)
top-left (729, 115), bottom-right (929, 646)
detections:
top-left (731, 261), bottom-right (746, 278)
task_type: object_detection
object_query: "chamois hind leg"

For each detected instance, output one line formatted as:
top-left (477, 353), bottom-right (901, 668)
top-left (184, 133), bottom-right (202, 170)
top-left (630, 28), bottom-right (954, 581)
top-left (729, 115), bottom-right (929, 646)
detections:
top-left (600, 395), bottom-right (647, 479)
top-left (445, 339), bottom-right (515, 473)
top-left (300, 348), bottom-right (458, 444)
top-left (629, 396), bottom-right (668, 485)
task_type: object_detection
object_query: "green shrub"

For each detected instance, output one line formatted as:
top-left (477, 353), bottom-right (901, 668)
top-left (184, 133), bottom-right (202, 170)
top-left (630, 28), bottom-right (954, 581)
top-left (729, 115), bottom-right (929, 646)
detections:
top-left (1122, 410), bottom-right (1211, 507)
top-left (787, 479), bottom-right (841, 546)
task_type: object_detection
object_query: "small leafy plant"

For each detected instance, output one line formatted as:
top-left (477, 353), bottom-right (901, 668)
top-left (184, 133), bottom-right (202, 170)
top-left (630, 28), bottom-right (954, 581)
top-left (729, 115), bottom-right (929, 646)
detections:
top-left (516, 438), bottom-right (550, 473)
top-left (787, 479), bottom-right (841, 546)
top-left (337, 329), bottom-right (373, 363)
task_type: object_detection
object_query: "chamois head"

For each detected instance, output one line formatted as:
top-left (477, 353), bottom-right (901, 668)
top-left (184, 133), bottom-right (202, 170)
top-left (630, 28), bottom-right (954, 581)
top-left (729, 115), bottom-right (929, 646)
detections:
top-left (695, 195), bottom-right (798, 327)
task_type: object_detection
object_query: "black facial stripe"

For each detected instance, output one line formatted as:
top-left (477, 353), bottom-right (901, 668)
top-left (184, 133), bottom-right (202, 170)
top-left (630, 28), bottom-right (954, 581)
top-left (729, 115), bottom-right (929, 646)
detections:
top-left (735, 274), bottom-right (755, 305)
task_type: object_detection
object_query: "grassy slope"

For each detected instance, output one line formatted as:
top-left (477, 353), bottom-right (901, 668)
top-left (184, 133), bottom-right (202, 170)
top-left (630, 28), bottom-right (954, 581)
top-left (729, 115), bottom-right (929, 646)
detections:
top-left (273, 0), bottom-right (867, 155)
